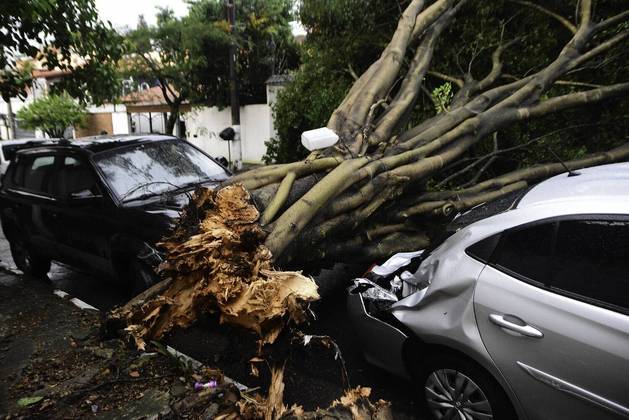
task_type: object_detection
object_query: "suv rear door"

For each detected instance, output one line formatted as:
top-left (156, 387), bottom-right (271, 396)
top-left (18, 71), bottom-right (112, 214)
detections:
top-left (2, 153), bottom-right (61, 258)
top-left (48, 154), bottom-right (113, 274)
top-left (473, 216), bottom-right (629, 419)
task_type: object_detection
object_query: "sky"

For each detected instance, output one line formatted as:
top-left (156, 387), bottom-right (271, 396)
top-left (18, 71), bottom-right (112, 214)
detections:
top-left (95, 0), bottom-right (190, 31)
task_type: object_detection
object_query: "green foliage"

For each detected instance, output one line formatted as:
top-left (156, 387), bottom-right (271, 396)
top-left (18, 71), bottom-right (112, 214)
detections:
top-left (16, 93), bottom-right (87, 138)
top-left (188, 0), bottom-right (299, 105)
top-left (123, 0), bottom-right (298, 109)
top-left (17, 396), bottom-right (43, 407)
top-left (431, 82), bottom-right (453, 114)
top-left (265, 0), bottom-right (404, 163)
top-left (268, 0), bottom-right (628, 171)
top-left (0, 0), bottom-right (124, 104)
top-left (263, 63), bottom-right (350, 163)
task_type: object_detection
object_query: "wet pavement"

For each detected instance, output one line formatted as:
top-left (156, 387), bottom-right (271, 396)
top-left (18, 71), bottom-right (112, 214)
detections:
top-left (0, 227), bottom-right (421, 418)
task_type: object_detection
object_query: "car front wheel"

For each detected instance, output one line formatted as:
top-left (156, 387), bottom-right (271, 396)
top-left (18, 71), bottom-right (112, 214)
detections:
top-left (10, 238), bottom-right (51, 279)
top-left (412, 352), bottom-right (516, 420)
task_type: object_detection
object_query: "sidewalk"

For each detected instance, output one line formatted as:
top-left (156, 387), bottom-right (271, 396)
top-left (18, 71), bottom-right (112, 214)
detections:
top-left (0, 272), bottom-right (241, 418)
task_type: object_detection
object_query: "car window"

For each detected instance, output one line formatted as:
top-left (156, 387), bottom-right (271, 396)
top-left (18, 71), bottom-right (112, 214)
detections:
top-left (53, 156), bottom-right (100, 198)
top-left (12, 155), bottom-right (57, 195)
top-left (552, 219), bottom-right (629, 311)
top-left (2, 145), bottom-right (18, 162)
top-left (94, 140), bottom-right (229, 202)
top-left (493, 222), bottom-right (555, 285)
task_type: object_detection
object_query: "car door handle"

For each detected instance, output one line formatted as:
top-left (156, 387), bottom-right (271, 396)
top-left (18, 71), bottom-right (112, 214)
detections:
top-left (489, 314), bottom-right (544, 338)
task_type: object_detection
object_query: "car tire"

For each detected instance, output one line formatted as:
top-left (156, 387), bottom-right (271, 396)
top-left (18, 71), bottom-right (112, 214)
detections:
top-left (410, 351), bottom-right (517, 420)
top-left (129, 259), bottom-right (159, 296)
top-left (9, 238), bottom-right (51, 279)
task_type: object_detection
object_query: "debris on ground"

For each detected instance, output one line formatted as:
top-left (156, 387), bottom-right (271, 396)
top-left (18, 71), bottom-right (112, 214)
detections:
top-left (1, 274), bottom-right (392, 419)
top-left (108, 184), bottom-right (319, 351)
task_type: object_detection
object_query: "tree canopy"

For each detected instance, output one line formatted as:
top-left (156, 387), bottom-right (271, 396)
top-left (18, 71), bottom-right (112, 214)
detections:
top-left (113, 0), bottom-right (629, 383)
top-left (0, 0), bottom-right (124, 104)
top-left (16, 93), bottom-right (87, 138)
top-left (123, 0), bottom-right (298, 134)
top-left (266, 0), bottom-right (628, 171)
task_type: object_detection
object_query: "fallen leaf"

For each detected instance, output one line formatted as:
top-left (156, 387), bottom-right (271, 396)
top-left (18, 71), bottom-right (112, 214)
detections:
top-left (129, 371), bottom-right (140, 378)
top-left (17, 396), bottom-right (43, 407)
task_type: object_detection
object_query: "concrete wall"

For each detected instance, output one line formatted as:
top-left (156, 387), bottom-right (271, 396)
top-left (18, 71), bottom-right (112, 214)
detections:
top-left (183, 104), bottom-right (272, 163)
top-left (241, 104), bottom-right (271, 162)
top-left (111, 112), bottom-right (130, 135)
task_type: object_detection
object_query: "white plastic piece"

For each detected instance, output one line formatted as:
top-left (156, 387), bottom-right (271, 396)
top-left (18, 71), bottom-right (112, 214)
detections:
top-left (370, 250), bottom-right (425, 276)
top-left (301, 127), bottom-right (339, 151)
top-left (53, 289), bottom-right (69, 298)
top-left (69, 297), bottom-right (98, 311)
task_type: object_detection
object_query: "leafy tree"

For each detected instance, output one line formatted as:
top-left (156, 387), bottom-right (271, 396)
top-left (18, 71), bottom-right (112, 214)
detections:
top-left (121, 0), bottom-right (629, 340)
top-left (16, 93), bottom-right (87, 138)
top-left (267, 0), bottom-right (628, 169)
top-left (0, 0), bottom-right (124, 104)
top-left (222, 0), bottom-right (629, 269)
top-left (264, 0), bottom-right (404, 163)
top-left (123, 0), bottom-right (298, 134)
top-left (122, 9), bottom-right (214, 135)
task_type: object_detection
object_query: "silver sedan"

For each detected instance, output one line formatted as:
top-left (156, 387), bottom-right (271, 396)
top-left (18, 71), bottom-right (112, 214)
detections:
top-left (348, 162), bottom-right (629, 420)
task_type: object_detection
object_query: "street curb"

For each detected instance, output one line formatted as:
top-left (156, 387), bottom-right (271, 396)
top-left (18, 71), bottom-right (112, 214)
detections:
top-left (51, 287), bottom-right (249, 391)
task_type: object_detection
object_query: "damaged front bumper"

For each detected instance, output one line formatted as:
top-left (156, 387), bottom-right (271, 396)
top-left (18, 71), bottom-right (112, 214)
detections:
top-left (347, 248), bottom-right (435, 379)
top-left (347, 282), bottom-right (410, 379)
top-left (347, 250), bottom-right (430, 379)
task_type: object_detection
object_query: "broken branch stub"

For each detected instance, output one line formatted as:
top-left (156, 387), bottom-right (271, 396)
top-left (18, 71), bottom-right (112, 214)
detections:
top-left (108, 184), bottom-right (319, 350)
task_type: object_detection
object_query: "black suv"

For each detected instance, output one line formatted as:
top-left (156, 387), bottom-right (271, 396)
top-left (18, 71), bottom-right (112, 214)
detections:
top-left (0, 135), bottom-right (230, 292)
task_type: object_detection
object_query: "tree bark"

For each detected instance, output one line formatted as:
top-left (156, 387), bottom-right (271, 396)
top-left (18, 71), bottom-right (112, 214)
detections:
top-left (109, 0), bottom-right (629, 356)
top-left (226, 0), bottom-right (629, 269)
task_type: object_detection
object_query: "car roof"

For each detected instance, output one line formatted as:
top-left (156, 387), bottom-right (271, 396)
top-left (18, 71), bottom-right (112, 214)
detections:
top-left (15, 134), bottom-right (177, 155)
top-left (517, 162), bottom-right (629, 209)
top-left (1, 138), bottom-right (59, 146)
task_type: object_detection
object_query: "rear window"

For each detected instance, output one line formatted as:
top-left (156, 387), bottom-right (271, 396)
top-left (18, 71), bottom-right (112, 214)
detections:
top-left (12, 155), bottom-right (56, 195)
top-left (447, 187), bottom-right (530, 233)
top-left (492, 222), bottom-right (556, 285)
top-left (552, 220), bottom-right (629, 311)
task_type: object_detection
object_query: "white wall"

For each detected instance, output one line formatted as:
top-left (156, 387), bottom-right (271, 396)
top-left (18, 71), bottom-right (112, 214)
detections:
top-left (183, 104), bottom-right (273, 163)
top-left (241, 104), bottom-right (271, 162)
top-left (112, 112), bottom-right (130, 134)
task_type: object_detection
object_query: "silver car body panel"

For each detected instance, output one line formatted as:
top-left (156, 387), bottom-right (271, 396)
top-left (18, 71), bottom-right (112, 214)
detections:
top-left (349, 164), bottom-right (629, 420)
top-left (517, 362), bottom-right (629, 418)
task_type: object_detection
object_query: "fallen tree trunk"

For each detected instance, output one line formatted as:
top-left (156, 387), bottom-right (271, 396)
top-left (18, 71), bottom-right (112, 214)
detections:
top-left (110, 0), bottom-right (628, 348)
top-left (226, 0), bottom-right (629, 268)
top-left (109, 185), bottom-right (319, 349)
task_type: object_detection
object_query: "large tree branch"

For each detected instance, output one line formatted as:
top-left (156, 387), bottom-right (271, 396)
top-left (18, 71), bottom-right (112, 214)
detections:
top-left (368, 10), bottom-right (455, 148)
top-left (402, 141), bottom-right (629, 219)
top-left (567, 30), bottom-right (629, 72)
top-left (595, 10), bottom-right (629, 33)
top-left (517, 82), bottom-right (629, 120)
top-left (509, 0), bottom-right (577, 34)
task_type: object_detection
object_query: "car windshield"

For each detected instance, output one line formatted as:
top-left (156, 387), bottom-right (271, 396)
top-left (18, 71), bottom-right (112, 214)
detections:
top-left (94, 140), bottom-right (229, 202)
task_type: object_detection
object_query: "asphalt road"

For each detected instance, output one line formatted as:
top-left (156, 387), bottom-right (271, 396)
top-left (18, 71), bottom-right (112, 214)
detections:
top-left (0, 227), bottom-right (421, 418)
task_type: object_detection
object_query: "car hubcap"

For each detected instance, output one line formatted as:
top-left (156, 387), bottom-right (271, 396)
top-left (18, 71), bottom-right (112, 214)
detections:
top-left (425, 369), bottom-right (493, 420)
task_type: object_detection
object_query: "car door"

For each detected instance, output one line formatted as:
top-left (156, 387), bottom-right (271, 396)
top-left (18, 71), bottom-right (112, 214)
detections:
top-left (473, 217), bottom-right (629, 420)
top-left (3, 153), bottom-right (61, 258)
top-left (48, 154), bottom-right (114, 274)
